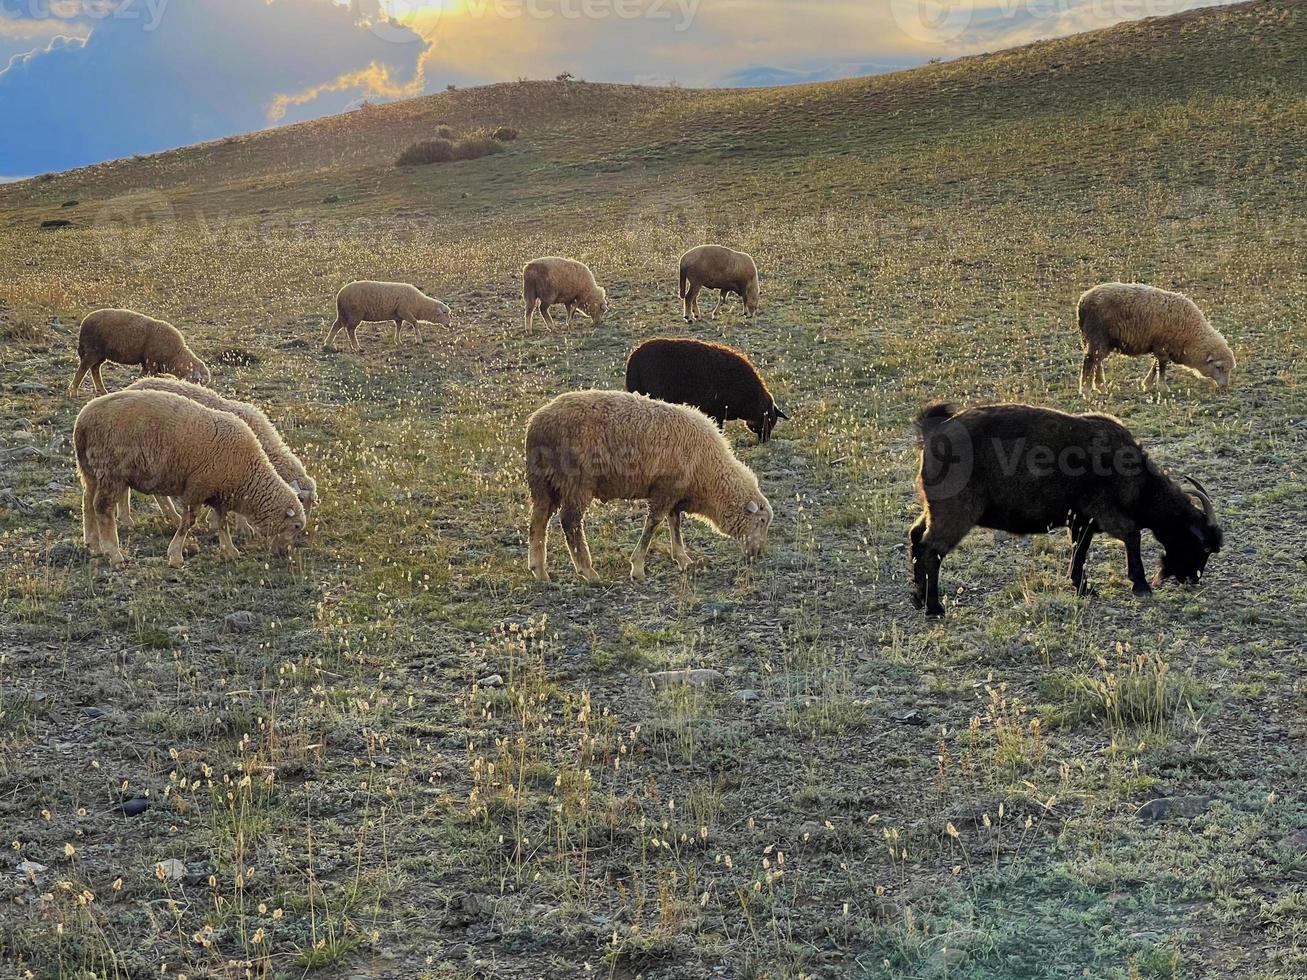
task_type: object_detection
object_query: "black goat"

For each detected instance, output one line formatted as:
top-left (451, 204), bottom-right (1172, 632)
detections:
top-left (624, 337), bottom-right (788, 444)
top-left (908, 402), bottom-right (1222, 616)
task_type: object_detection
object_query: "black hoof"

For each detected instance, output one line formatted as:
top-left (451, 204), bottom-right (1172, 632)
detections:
top-left (1132, 584), bottom-right (1154, 599)
top-left (909, 590), bottom-right (925, 610)
top-left (925, 605), bottom-right (945, 618)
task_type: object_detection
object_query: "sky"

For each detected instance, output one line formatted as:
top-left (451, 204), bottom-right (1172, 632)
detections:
top-left (0, 0), bottom-right (1228, 177)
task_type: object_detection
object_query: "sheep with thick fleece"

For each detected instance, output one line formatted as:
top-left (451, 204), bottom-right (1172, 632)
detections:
top-left (526, 390), bottom-right (772, 582)
top-left (323, 281), bottom-right (451, 351)
top-left (125, 377), bottom-right (318, 529)
top-left (1077, 283), bottom-right (1235, 395)
top-left (69, 309), bottom-right (210, 396)
top-left (74, 390), bottom-right (306, 568)
top-left (679, 245), bottom-right (759, 321)
top-left (523, 257), bottom-right (608, 329)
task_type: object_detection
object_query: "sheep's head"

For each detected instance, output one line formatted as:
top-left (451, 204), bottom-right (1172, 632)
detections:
top-left (288, 478), bottom-right (318, 517)
top-left (426, 298), bottom-right (452, 327)
top-left (744, 278), bottom-right (760, 316)
top-left (269, 501), bottom-right (308, 558)
top-left (724, 493), bottom-right (772, 559)
top-left (583, 287), bottom-right (608, 326)
top-left (1200, 345), bottom-right (1234, 389)
top-left (188, 358), bottom-right (212, 386)
top-left (1153, 477), bottom-right (1222, 587)
top-left (747, 402), bottom-right (789, 445)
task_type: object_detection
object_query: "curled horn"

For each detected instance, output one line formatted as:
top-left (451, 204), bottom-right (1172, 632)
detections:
top-left (774, 405), bottom-right (789, 421)
top-left (1184, 476), bottom-right (1216, 523)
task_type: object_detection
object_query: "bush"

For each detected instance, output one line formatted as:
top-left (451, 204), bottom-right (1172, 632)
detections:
top-left (396, 138), bottom-right (455, 166)
top-left (452, 136), bottom-right (505, 161)
top-left (434, 125), bottom-right (454, 139)
top-left (396, 133), bottom-right (505, 168)
top-left (492, 126), bottom-right (520, 142)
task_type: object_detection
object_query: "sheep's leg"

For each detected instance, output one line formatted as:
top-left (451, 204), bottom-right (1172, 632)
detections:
top-left (1123, 529), bottom-right (1152, 596)
top-left (215, 510), bottom-right (241, 561)
top-left (559, 502), bottom-right (598, 582)
top-left (1095, 358), bottom-right (1107, 391)
top-left (1068, 515), bottom-right (1096, 596)
top-left (1155, 354), bottom-right (1169, 393)
top-left (1079, 351), bottom-right (1098, 397)
top-left (565, 303), bottom-right (576, 325)
top-left (81, 480), bottom-right (99, 551)
top-left (92, 486), bottom-right (124, 567)
top-left (708, 290), bottom-right (726, 318)
top-left (410, 319), bottom-right (423, 344)
top-left (155, 496), bottom-right (182, 525)
top-left (90, 363), bottom-right (108, 396)
top-left (682, 285), bottom-right (695, 322)
top-left (346, 322), bottom-right (362, 352)
top-left (668, 511), bottom-right (692, 570)
top-left (687, 285), bottom-right (703, 322)
top-left (166, 506), bottom-right (198, 568)
top-left (908, 515), bottom-right (929, 608)
top-left (540, 304), bottom-right (556, 326)
top-left (1143, 359), bottom-right (1159, 391)
top-left (392, 318), bottom-right (404, 346)
top-left (68, 361), bottom-right (91, 397)
top-left (116, 489), bottom-right (134, 528)
top-left (323, 317), bottom-right (344, 349)
top-left (630, 505), bottom-right (671, 582)
top-left (528, 489), bottom-right (559, 582)
top-left (524, 291), bottom-right (538, 330)
top-left (915, 522), bottom-right (966, 617)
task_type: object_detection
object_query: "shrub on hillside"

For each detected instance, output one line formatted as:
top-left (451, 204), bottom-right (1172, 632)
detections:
top-left (434, 125), bottom-right (454, 139)
top-left (452, 136), bottom-right (505, 161)
top-left (396, 138), bottom-right (456, 166)
top-left (492, 126), bottom-right (520, 142)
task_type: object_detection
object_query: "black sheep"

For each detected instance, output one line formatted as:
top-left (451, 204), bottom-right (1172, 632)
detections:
top-left (624, 337), bottom-right (788, 444)
top-left (909, 402), bottom-right (1222, 616)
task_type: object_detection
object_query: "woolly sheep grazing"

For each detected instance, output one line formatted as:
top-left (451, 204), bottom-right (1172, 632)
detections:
top-left (525, 390), bottom-right (772, 582)
top-left (126, 377), bottom-right (318, 526)
top-left (74, 390), bottom-right (307, 568)
top-left (625, 337), bottom-right (789, 444)
top-left (323, 281), bottom-right (451, 351)
top-left (908, 402), bottom-right (1222, 617)
top-left (69, 309), bottom-right (210, 396)
top-left (1077, 283), bottom-right (1235, 395)
top-left (678, 245), bottom-right (759, 322)
top-left (523, 257), bottom-right (608, 329)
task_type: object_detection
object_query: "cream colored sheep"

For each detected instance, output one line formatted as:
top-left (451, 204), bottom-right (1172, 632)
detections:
top-left (74, 390), bottom-right (307, 568)
top-left (68, 309), bottom-right (210, 396)
top-left (679, 245), bottom-right (760, 322)
top-left (121, 378), bottom-right (318, 534)
top-left (523, 257), bottom-right (608, 329)
top-left (525, 390), bottom-right (772, 582)
top-left (1077, 283), bottom-right (1235, 395)
top-left (323, 281), bottom-right (451, 351)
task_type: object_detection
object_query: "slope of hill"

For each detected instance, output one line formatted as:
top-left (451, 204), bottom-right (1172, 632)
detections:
top-left (2, 2), bottom-right (1305, 977)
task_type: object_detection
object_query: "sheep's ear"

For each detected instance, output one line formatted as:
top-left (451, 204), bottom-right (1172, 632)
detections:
top-left (289, 480), bottom-right (301, 492)
top-left (286, 507), bottom-right (297, 517)
top-left (774, 405), bottom-right (789, 421)
top-left (746, 500), bottom-right (760, 514)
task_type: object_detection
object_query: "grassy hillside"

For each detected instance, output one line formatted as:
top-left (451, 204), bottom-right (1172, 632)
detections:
top-left (2, 1), bottom-right (1306, 976)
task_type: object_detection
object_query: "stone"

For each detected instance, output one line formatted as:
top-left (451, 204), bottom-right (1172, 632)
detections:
top-left (224, 611), bottom-right (261, 634)
top-left (646, 668), bottom-right (724, 690)
top-left (1136, 795), bottom-right (1212, 823)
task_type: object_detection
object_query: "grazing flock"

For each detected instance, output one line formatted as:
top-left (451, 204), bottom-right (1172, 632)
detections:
top-left (63, 243), bottom-right (1236, 617)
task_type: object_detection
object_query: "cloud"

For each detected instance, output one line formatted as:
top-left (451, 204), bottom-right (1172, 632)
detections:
top-left (0, 0), bottom-right (429, 174)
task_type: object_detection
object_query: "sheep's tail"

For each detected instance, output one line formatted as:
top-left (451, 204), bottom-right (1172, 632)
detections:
top-left (678, 262), bottom-right (690, 299)
top-left (913, 402), bottom-right (959, 438)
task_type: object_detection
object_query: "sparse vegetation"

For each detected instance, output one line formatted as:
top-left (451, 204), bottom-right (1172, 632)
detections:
top-left (0, 2), bottom-right (1305, 976)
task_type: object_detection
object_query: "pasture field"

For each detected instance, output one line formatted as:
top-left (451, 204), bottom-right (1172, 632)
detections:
top-left (1, 2), bottom-right (1306, 976)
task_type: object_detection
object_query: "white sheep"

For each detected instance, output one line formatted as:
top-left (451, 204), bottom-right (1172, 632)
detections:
top-left (323, 281), bottom-right (451, 351)
top-left (523, 257), bottom-right (608, 329)
top-left (74, 389), bottom-right (307, 568)
top-left (69, 308), bottom-right (210, 396)
top-left (123, 377), bottom-right (318, 533)
top-left (1077, 282), bottom-right (1235, 395)
top-left (678, 245), bottom-right (760, 321)
top-left (525, 390), bottom-right (772, 582)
